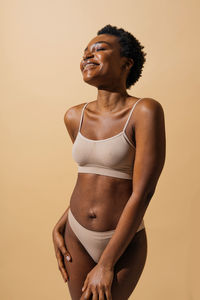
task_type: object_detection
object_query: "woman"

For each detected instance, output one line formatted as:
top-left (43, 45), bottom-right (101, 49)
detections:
top-left (52, 24), bottom-right (166, 300)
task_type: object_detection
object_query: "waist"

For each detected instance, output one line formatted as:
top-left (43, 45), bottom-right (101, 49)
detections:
top-left (69, 175), bottom-right (135, 230)
top-left (69, 196), bottom-right (141, 232)
top-left (68, 206), bottom-right (145, 233)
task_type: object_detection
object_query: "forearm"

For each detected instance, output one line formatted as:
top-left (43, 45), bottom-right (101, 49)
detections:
top-left (98, 194), bottom-right (150, 269)
top-left (53, 205), bottom-right (70, 234)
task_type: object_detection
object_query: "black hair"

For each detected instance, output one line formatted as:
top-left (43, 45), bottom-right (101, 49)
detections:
top-left (97, 24), bottom-right (147, 89)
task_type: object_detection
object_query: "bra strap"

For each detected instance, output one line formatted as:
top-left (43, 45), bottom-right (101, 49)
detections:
top-left (78, 102), bottom-right (89, 132)
top-left (123, 98), bottom-right (144, 132)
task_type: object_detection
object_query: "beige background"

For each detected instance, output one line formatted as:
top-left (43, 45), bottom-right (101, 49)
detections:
top-left (1, 0), bottom-right (199, 299)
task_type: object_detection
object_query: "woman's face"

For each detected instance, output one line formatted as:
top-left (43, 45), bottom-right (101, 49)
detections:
top-left (80, 34), bottom-right (130, 89)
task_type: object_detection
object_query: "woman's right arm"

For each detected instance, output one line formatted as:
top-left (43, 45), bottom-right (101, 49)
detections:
top-left (53, 205), bottom-right (70, 234)
top-left (52, 106), bottom-right (78, 282)
top-left (52, 206), bottom-right (72, 282)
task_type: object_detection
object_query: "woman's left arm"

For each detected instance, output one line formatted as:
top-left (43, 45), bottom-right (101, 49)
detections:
top-left (81, 98), bottom-right (166, 300)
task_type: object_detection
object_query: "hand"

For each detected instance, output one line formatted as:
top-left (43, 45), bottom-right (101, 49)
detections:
top-left (81, 264), bottom-right (114, 300)
top-left (52, 226), bottom-right (71, 282)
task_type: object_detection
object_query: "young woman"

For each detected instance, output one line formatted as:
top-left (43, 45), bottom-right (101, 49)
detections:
top-left (52, 24), bottom-right (166, 300)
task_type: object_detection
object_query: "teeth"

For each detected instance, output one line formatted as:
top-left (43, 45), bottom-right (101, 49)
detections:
top-left (84, 63), bottom-right (97, 70)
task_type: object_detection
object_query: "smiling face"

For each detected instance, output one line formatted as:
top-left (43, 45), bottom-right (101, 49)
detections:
top-left (80, 34), bottom-right (132, 90)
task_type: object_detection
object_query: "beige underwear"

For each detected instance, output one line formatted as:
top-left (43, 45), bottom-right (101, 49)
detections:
top-left (67, 208), bottom-right (145, 263)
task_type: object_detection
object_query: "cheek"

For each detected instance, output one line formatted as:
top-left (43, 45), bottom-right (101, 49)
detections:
top-left (98, 54), bottom-right (120, 71)
top-left (106, 60), bottom-right (121, 76)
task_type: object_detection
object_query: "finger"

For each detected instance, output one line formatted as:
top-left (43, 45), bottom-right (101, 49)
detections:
top-left (56, 248), bottom-right (66, 268)
top-left (105, 288), bottom-right (112, 300)
top-left (82, 277), bottom-right (89, 292)
top-left (55, 247), bottom-right (63, 261)
top-left (98, 288), bottom-right (105, 300)
top-left (57, 258), bottom-right (69, 282)
top-left (56, 247), bottom-right (71, 265)
top-left (91, 288), bottom-right (98, 300)
top-left (56, 249), bottom-right (69, 282)
top-left (60, 245), bottom-right (72, 262)
top-left (59, 264), bottom-right (69, 282)
top-left (82, 287), bottom-right (92, 300)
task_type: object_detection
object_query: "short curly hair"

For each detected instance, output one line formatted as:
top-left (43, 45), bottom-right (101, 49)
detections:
top-left (97, 24), bottom-right (147, 89)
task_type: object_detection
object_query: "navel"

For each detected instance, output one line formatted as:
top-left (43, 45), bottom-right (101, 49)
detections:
top-left (88, 210), bottom-right (97, 218)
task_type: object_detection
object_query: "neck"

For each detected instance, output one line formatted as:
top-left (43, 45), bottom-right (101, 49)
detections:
top-left (96, 87), bottom-right (130, 112)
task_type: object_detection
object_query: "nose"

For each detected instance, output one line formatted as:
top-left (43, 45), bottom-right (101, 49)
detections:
top-left (82, 51), bottom-right (94, 60)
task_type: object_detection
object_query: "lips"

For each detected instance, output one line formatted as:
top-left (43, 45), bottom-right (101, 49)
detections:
top-left (84, 63), bottom-right (99, 71)
top-left (83, 61), bottom-right (99, 71)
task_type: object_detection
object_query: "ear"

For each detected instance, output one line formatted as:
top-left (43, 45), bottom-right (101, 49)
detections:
top-left (125, 58), bottom-right (134, 71)
top-left (121, 57), bottom-right (134, 72)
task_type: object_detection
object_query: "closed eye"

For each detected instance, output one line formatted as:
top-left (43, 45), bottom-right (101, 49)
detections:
top-left (96, 48), bottom-right (106, 51)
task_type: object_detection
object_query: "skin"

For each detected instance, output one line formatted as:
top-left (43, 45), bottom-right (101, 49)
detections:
top-left (52, 33), bottom-right (166, 300)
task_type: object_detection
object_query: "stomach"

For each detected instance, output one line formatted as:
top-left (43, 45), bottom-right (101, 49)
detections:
top-left (69, 173), bottom-right (133, 231)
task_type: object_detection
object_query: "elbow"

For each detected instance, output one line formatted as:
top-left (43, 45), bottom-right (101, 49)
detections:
top-left (145, 189), bottom-right (155, 205)
top-left (133, 187), bottom-right (156, 206)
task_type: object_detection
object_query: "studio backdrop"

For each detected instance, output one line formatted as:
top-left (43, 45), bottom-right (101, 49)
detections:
top-left (1, 1), bottom-right (199, 299)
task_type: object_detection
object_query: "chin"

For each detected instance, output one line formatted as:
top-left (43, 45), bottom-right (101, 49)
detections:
top-left (82, 75), bottom-right (103, 88)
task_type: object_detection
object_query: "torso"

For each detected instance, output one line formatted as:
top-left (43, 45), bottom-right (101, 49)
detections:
top-left (69, 96), bottom-right (140, 231)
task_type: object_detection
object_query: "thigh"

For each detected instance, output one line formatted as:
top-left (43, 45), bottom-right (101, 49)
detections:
top-left (64, 218), bottom-right (97, 300)
top-left (64, 218), bottom-right (147, 300)
top-left (111, 228), bottom-right (148, 300)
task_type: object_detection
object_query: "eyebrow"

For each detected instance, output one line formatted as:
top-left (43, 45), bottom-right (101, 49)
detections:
top-left (84, 41), bottom-right (112, 52)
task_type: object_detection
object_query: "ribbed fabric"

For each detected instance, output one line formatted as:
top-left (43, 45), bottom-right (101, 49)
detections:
top-left (72, 98), bottom-right (144, 180)
top-left (78, 165), bottom-right (133, 180)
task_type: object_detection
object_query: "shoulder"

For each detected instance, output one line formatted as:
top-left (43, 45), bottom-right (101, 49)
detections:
top-left (63, 102), bottom-right (88, 129)
top-left (63, 102), bottom-right (89, 142)
top-left (135, 97), bottom-right (164, 112)
top-left (133, 97), bottom-right (165, 122)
